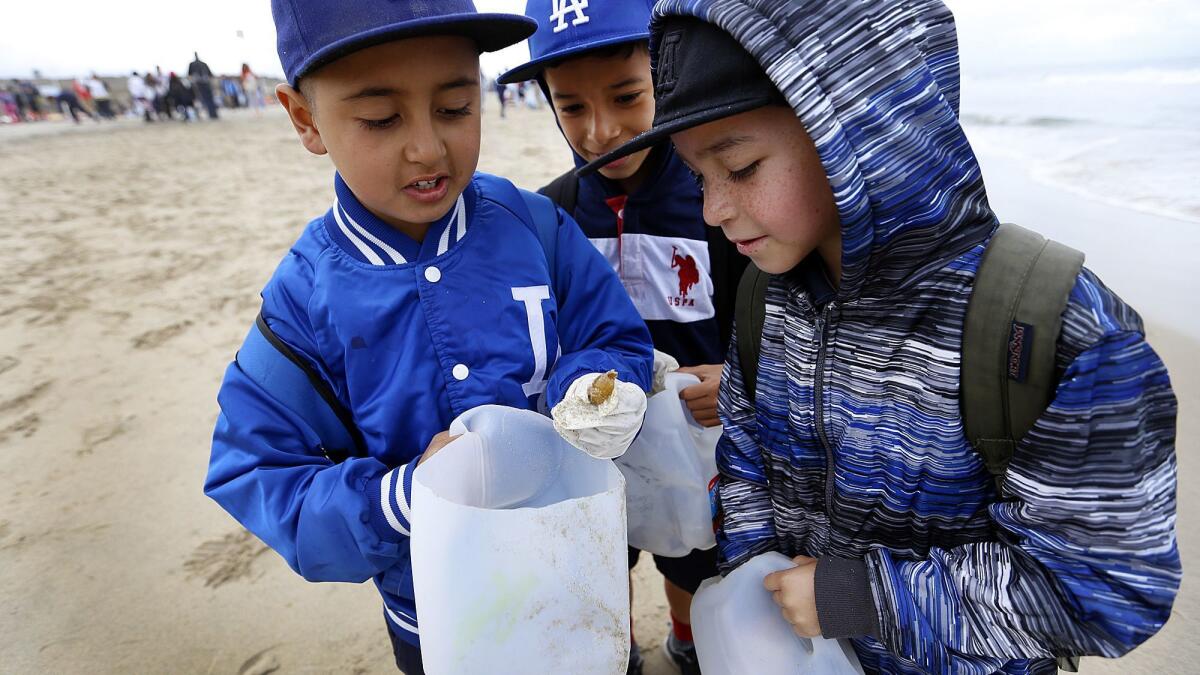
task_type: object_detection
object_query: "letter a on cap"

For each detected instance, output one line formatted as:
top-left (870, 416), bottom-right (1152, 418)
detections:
top-left (551, 0), bottom-right (591, 33)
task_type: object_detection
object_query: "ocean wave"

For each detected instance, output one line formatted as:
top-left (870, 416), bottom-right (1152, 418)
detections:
top-left (960, 113), bottom-right (1084, 128)
top-left (966, 125), bottom-right (1200, 225)
top-left (1041, 67), bottom-right (1200, 87)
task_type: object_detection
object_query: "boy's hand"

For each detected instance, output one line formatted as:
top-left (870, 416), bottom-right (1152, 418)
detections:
top-left (677, 364), bottom-right (723, 427)
top-left (417, 430), bottom-right (459, 466)
top-left (763, 555), bottom-right (822, 638)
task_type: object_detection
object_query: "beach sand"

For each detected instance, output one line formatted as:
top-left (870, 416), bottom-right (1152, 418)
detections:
top-left (0, 107), bottom-right (1194, 674)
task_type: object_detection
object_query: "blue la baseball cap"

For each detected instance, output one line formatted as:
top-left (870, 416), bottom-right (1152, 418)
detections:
top-left (497, 0), bottom-right (654, 84)
top-left (273, 0), bottom-right (538, 85)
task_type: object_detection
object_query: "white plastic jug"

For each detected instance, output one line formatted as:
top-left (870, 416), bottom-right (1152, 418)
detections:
top-left (410, 405), bottom-right (630, 675)
top-left (616, 372), bottom-right (722, 557)
top-left (691, 551), bottom-right (866, 675)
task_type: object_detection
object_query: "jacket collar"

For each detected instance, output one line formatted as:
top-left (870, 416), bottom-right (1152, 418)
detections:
top-left (327, 173), bottom-right (472, 266)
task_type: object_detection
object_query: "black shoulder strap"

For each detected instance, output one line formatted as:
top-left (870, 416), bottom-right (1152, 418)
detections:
top-left (735, 263), bottom-right (771, 403)
top-left (709, 227), bottom-right (750, 354)
top-left (238, 312), bottom-right (367, 463)
top-left (538, 169), bottom-right (580, 216)
top-left (962, 223), bottom-right (1084, 495)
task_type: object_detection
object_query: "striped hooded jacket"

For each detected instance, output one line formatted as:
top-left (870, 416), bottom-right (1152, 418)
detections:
top-left (644, 1), bottom-right (1183, 673)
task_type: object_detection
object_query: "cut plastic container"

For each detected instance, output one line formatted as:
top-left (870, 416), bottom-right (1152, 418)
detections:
top-left (410, 405), bottom-right (630, 675)
top-left (692, 551), bottom-right (866, 675)
top-left (616, 372), bottom-right (722, 557)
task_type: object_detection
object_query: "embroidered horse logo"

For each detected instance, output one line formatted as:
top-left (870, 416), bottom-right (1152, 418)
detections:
top-left (671, 246), bottom-right (700, 299)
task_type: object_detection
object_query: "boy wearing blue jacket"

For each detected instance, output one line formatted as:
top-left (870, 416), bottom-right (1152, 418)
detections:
top-left (501, 2), bottom-right (748, 672)
top-left (585, 1), bottom-right (1180, 673)
top-left (205, 2), bottom-right (653, 673)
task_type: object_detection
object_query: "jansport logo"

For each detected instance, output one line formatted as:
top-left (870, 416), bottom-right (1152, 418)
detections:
top-left (668, 246), bottom-right (699, 306)
top-left (550, 0), bottom-right (590, 33)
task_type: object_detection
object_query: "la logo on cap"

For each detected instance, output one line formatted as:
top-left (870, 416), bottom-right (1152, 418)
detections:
top-left (550, 0), bottom-right (590, 33)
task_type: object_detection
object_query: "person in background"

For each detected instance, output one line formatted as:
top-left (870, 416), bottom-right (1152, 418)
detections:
top-left (85, 73), bottom-right (114, 119)
top-left (56, 82), bottom-right (94, 124)
top-left (241, 63), bottom-right (265, 116)
top-left (74, 78), bottom-right (95, 116)
top-left (167, 72), bottom-right (197, 122)
top-left (127, 71), bottom-right (154, 122)
top-left (151, 66), bottom-right (172, 120)
top-left (188, 52), bottom-right (219, 120)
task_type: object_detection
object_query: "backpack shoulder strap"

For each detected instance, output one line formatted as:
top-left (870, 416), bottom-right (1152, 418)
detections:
top-left (518, 188), bottom-right (559, 277)
top-left (477, 174), bottom-right (560, 281)
top-left (735, 263), bottom-right (771, 403)
top-left (538, 169), bottom-right (580, 216)
top-left (962, 223), bottom-right (1084, 493)
top-left (235, 312), bottom-right (366, 463)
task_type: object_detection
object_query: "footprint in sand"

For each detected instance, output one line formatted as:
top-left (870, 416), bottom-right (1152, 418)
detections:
top-left (237, 647), bottom-right (281, 675)
top-left (78, 417), bottom-right (133, 456)
top-left (0, 380), bottom-right (52, 416)
top-left (184, 529), bottom-right (270, 588)
top-left (0, 380), bottom-right (51, 444)
top-left (0, 413), bottom-right (40, 443)
top-left (0, 356), bottom-right (18, 377)
top-left (131, 320), bottom-right (194, 350)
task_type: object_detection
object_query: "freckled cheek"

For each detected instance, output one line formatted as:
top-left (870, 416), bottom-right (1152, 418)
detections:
top-left (745, 175), bottom-right (797, 240)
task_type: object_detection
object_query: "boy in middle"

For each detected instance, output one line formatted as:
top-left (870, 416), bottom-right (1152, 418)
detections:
top-left (501, 1), bottom-right (748, 673)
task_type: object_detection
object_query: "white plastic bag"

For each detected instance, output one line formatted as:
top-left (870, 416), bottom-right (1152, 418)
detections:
top-left (616, 372), bottom-right (722, 557)
top-left (691, 551), bottom-right (866, 675)
top-left (410, 405), bottom-right (630, 675)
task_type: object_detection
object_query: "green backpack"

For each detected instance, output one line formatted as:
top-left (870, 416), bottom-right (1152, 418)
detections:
top-left (734, 223), bottom-right (1084, 672)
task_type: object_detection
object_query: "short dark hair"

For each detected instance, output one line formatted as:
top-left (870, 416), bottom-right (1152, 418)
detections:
top-left (296, 77), bottom-right (315, 102)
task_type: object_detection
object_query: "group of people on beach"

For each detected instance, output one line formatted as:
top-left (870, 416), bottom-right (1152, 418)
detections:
top-left (203, 1), bottom-right (1181, 674)
top-left (0, 54), bottom-right (268, 126)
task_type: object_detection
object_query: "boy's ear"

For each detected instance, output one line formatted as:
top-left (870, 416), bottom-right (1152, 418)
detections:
top-left (276, 83), bottom-right (327, 156)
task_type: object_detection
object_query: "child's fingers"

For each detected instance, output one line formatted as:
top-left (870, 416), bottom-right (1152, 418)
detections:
top-left (763, 569), bottom-right (785, 591)
top-left (677, 363), bottom-right (723, 381)
top-left (679, 383), bottom-right (711, 401)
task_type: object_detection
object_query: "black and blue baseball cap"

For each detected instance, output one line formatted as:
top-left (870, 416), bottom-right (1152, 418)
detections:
top-left (272, 0), bottom-right (538, 85)
top-left (578, 16), bottom-right (784, 176)
top-left (497, 0), bottom-right (655, 84)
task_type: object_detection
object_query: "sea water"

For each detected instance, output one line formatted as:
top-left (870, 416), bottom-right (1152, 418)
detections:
top-left (961, 59), bottom-right (1200, 225)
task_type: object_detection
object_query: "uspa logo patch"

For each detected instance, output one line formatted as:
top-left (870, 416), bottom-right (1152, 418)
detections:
top-left (669, 246), bottom-right (699, 306)
top-left (550, 0), bottom-right (590, 33)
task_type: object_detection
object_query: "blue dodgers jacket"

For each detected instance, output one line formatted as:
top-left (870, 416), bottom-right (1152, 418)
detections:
top-left (205, 172), bottom-right (652, 646)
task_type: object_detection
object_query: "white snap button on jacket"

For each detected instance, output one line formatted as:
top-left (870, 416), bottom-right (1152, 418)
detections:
top-left (424, 266), bottom-right (442, 283)
top-left (452, 364), bottom-right (469, 381)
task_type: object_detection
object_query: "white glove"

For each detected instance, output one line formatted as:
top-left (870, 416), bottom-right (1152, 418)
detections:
top-left (651, 349), bottom-right (680, 396)
top-left (551, 372), bottom-right (647, 459)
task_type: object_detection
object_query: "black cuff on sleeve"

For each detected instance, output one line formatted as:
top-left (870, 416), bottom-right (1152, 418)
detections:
top-left (814, 556), bottom-right (880, 639)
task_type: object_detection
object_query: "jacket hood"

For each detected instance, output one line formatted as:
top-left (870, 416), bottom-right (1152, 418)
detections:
top-left (649, 0), bottom-right (997, 301)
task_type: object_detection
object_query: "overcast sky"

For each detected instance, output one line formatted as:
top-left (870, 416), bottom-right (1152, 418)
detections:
top-left (5, 0), bottom-right (1199, 80)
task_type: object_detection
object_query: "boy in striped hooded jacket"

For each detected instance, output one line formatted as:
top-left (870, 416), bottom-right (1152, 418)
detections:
top-left (582, 1), bottom-right (1180, 673)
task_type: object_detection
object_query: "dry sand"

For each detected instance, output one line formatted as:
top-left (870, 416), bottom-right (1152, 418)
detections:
top-left (0, 106), bottom-right (1195, 674)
